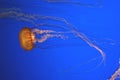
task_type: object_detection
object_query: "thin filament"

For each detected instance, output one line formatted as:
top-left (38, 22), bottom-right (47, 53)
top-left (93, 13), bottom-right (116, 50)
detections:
top-left (109, 58), bottom-right (120, 80)
top-left (46, 0), bottom-right (103, 7)
top-left (36, 34), bottom-right (67, 43)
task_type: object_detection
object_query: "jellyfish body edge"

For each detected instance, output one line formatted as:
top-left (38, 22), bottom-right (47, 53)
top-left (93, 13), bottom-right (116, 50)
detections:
top-left (18, 27), bottom-right (34, 50)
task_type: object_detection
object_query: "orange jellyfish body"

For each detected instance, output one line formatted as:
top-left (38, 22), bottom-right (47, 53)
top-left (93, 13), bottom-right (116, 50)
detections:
top-left (18, 27), bottom-right (35, 50)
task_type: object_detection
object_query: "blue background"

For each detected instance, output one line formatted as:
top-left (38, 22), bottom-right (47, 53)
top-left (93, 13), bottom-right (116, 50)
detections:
top-left (0, 0), bottom-right (120, 80)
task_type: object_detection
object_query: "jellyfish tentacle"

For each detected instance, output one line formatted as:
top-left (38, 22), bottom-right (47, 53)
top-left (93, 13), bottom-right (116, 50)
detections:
top-left (0, 11), bottom-right (36, 24)
top-left (31, 29), bottom-right (69, 43)
top-left (31, 28), bottom-right (56, 34)
top-left (39, 15), bottom-right (106, 63)
top-left (46, 0), bottom-right (103, 7)
top-left (31, 12), bottom-right (106, 64)
top-left (109, 59), bottom-right (120, 80)
top-left (31, 28), bottom-right (71, 35)
top-left (36, 33), bottom-right (67, 43)
top-left (0, 8), bottom-right (21, 12)
top-left (34, 23), bottom-right (69, 31)
top-left (44, 16), bottom-right (106, 64)
top-left (0, 10), bottom-right (69, 25)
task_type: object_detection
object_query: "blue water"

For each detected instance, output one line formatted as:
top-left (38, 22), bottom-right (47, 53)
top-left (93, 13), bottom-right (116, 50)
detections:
top-left (0, 0), bottom-right (120, 80)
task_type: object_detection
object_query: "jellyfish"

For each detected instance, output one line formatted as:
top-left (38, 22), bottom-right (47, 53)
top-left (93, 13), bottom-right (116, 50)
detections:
top-left (0, 8), bottom-right (105, 65)
top-left (45, 0), bottom-right (103, 7)
top-left (19, 27), bottom-right (34, 50)
top-left (18, 27), bottom-right (69, 50)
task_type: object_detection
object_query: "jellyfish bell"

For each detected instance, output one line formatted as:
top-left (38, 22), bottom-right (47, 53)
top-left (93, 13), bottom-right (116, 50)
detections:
top-left (18, 27), bottom-right (36, 50)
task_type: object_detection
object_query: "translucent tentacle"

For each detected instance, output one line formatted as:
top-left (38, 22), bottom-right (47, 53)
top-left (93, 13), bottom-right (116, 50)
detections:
top-left (36, 34), bottom-right (67, 43)
top-left (45, 0), bottom-right (103, 7)
top-left (34, 23), bottom-right (69, 31)
top-left (31, 28), bottom-right (71, 34)
top-left (109, 58), bottom-right (120, 80)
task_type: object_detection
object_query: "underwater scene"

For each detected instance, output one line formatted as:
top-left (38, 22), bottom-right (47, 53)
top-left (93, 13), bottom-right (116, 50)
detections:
top-left (0, 0), bottom-right (120, 80)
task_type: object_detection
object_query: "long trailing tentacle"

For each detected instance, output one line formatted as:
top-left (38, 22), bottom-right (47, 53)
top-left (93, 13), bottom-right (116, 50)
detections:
top-left (36, 33), bottom-right (67, 43)
top-left (45, 0), bottom-right (103, 7)
top-left (36, 14), bottom-right (106, 64)
top-left (109, 58), bottom-right (120, 80)
top-left (0, 7), bottom-right (21, 12)
top-left (31, 28), bottom-right (71, 34)
top-left (33, 23), bottom-right (69, 31)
